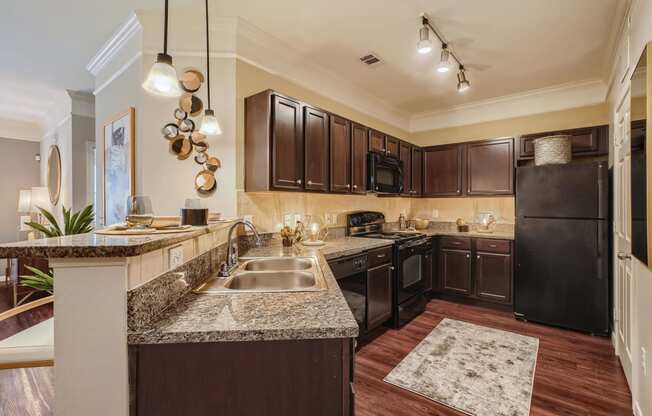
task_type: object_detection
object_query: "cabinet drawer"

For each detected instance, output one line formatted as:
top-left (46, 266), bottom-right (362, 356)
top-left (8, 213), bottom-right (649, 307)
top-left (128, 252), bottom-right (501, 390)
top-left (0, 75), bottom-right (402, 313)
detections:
top-left (475, 238), bottom-right (511, 254)
top-left (367, 246), bottom-right (392, 268)
top-left (440, 236), bottom-right (471, 250)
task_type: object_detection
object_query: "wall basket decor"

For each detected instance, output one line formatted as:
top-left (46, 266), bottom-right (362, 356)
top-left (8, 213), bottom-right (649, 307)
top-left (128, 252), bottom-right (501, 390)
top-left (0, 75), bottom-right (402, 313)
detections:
top-left (162, 68), bottom-right (220, 194)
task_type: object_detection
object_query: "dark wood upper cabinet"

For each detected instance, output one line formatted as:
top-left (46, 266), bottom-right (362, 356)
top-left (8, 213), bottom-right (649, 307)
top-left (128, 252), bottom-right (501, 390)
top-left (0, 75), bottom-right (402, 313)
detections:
top-left (303, 106), bottom-right (329, 192)
top-left (330, 115), bottom-right (351, 193)
top-left (245, 90), bottom-right (304, 192)
top-left (440, 249), bottom-right (472, 295)
top-left (399, 142), bottom-right (412, 196)
top-left (351, 123), bottom-right (368, 194)
top-left (386, 136), bottom-right (399, 158)
top-left (516, 125), bottom-right (608, 161)
top-left (423, 144), bottom-right (464, 196)
top-left (466, 138), bottom-right (514, 195)
top-left (411, 147), bottom-right (423, 196)
top-left (368, 129), bottom-right (386, 154)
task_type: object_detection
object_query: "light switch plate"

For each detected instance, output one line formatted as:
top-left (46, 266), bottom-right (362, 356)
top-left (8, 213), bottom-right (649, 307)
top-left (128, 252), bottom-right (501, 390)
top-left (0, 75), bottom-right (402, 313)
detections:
top-left (168, 245), bottom-right (184, 269)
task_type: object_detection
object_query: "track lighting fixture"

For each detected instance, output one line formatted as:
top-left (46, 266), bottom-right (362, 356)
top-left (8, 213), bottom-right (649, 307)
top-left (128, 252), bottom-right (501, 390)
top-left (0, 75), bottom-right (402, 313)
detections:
top-left (417, 26), bottom-right (433, 55)
top-left (199, 0), bottom-right (223, 135)
top-left (437, 44), bottom-right (451, 73)
top-left (418, 13), bottom-right (472, 92)
top-left (143, 0), bottom-right (182, 97)
top-left (457, 66), bottom-right (470, 92)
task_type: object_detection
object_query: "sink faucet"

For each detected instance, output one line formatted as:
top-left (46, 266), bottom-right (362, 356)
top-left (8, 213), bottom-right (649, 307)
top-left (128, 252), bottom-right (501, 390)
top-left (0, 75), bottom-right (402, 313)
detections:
top-left (218, 220), bottom-right (261, 277)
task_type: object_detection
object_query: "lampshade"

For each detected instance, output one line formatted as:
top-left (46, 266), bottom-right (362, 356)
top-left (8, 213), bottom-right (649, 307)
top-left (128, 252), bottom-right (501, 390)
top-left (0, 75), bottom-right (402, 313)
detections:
top-left (142, 53), bottom-right (182, 97)
top-left (199, 109), bottom-right (222, 135)
top-left (30, 187), bottom-right (50, 212)
top-left (18, 189), bottom-right (32, 213)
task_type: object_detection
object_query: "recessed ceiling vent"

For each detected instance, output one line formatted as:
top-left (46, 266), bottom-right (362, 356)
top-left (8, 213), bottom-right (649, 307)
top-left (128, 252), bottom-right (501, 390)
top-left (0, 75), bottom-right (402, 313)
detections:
top-left (359, 53), bottom-right (383, 67)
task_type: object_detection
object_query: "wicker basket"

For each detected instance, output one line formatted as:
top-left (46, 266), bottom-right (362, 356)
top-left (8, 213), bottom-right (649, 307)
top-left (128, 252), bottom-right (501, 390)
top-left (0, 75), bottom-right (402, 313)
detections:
top-left (534, 135), bottom-right (572, 166)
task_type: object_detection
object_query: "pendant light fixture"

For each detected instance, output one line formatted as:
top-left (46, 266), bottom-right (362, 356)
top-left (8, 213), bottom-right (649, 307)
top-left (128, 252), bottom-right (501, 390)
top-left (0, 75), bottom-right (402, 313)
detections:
top-left (416, 25), bottom-right (433, 55)
top-left (457, 66), bottom-right (471, 92)
top-left (199, 0), bottom-right (222, 136)
top-left (437, 44), bottom-right (451, 73)
top-left (142, 0), bottom-right (182, 97)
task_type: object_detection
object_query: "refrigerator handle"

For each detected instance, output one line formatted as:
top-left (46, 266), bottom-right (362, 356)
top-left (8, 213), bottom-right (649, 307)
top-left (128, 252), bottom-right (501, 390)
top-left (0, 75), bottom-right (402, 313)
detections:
top-left (596, 221), bottom-right (604, 280)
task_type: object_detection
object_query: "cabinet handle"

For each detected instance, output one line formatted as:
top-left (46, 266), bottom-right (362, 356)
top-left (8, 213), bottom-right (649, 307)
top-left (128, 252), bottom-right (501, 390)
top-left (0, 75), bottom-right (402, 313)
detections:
top-left (353, 184), bottom-right (358, 189)
top-left (477, 255), bottom-right (481, 259)
top-left (307, 180), bottom-right (313, 185)
top-left (346, 184), bottom-right (351, 188)
top-left (377, 253), bottom-right (386, 258)
top-left (490, 244), bottom-right (497, 248)
top-left (389, 266), bottom-right (395, 271)
top-left (617, 252), bottom-right (631, 260)
top-left (466, 254), bottom-right (470, 258)
top-left (296, 179), bottom-right (302, 185)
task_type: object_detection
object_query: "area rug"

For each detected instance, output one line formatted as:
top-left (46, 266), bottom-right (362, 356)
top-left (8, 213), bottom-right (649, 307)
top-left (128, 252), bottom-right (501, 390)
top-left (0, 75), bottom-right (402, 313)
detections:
top-left (384, 318), bottom-right (539, 416)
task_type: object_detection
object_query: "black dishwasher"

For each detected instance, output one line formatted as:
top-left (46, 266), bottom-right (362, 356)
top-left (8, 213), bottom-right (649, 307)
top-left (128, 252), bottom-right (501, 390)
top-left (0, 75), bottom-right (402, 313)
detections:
top-left (329, 254), bottom-right (368, 330)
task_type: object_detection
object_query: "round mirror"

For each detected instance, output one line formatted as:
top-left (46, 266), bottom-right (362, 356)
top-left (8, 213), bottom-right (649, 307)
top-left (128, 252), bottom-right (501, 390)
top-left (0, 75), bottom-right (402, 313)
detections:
top-left (47, 145), bottom-right (61, 205)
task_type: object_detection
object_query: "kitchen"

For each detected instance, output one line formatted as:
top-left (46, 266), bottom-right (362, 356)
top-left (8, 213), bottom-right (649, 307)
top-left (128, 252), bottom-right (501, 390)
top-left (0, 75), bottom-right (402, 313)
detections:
top-left (0, 1), bottom-right (649, 416)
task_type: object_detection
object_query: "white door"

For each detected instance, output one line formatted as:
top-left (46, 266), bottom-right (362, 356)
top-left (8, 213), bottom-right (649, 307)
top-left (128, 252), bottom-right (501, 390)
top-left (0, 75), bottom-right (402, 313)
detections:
top-left (614, 91), bottom-right (633, 386)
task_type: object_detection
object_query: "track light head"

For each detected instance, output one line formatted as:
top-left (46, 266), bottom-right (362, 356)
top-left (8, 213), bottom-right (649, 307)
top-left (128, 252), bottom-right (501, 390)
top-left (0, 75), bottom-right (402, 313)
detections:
top-left (417, 26), bottom-right (432, 55)
top-left (456, 67), bottom-right (470, 92)
top-left (437, 44), bottom-right (451, 73)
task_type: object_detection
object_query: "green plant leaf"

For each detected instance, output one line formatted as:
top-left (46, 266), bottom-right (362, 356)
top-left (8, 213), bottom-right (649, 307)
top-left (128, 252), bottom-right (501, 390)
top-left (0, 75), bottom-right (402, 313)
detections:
top-left (37, 206), bottom-right (62, 236)
top-left (24, 221), bottom-right (57, 238)
top-left (63, 206), bottom-right (72, 235)
top-left (20, 266), bottom-right (54, 294)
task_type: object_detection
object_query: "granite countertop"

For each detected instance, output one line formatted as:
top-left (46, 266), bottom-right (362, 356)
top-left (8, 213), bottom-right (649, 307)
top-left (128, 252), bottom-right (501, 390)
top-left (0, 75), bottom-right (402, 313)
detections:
top-left (0, 220), bottom-right (238, 258)
top-left (127, 237), bottom-right (394, 344)
top-left (420, 228), bottom-right (515, 240)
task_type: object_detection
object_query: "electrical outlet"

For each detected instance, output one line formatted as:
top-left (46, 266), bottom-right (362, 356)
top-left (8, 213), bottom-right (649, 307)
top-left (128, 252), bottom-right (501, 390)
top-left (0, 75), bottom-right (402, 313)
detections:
top-left (168, 245), bottom-right (184, 269)
top-left (642, 347), bottom-right (648, 377)
top-left (330, 213), bottom-right (338, 225)
top-left (431, 209), bottom-right (439, 219)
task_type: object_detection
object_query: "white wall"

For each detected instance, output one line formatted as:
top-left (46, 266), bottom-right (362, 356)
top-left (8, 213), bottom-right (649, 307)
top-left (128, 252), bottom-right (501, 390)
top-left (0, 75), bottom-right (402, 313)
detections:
top-left (608, 1), bottom-right (652, 414)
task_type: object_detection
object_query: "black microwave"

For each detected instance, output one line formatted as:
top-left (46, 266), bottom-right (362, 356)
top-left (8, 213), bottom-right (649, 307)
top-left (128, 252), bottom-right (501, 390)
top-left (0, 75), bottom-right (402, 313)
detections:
top-left (368, 152), bottom-right (403, 194)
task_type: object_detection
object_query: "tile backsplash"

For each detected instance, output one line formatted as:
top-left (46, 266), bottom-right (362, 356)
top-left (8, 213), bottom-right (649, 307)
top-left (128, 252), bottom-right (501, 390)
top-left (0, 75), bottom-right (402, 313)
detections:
top-left (238, 191), bottom-right (515, 233)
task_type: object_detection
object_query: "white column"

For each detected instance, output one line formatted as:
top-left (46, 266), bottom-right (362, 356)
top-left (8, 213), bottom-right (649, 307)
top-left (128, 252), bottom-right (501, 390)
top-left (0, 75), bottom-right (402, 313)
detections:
top-left (51, 258), bottom-right (129, 416)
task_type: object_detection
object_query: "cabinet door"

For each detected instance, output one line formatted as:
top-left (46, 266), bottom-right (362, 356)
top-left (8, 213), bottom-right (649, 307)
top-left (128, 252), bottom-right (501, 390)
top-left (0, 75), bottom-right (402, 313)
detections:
top-left (440, 249), bottom-right (472, 295)
top-left (386, 136), bottom-right (399, 158)
top-left (399, 142), bottom-right (412, 196)
top-left (368, 129), bottom-right (386, 154)
top-left (466, 138), bottom-right (514, 195)
top-left (411, 147), bottom-right (423, 196)
top-left (367, 264), bottom-right (393, 330)
top-left (303, 106), bottom-right (329, 192)
top-left (271, 95), bottom-right (303, 190)
top-left (351, 123), bottom-right (368, 194)
top-left (475, 252), bottom-right (512, 303)
top-left (330, 115), bottom-right (351, 193)
top-left (423, 145), bottom-right (464, 196)
top-left (517, 125), bottom-right (608, 160)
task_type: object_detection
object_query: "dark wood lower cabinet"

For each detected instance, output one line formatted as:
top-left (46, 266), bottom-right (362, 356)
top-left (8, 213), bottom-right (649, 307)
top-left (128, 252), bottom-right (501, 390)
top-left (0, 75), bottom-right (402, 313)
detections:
top-left (475, 251), bottom-right (512, 303)
top-left (366, 263), bottom-right (392, 330)
top-left (130, 338), bottom-right (355, 416)
top-left (434, 237), bottom-right (513, 307)
top-left (440, 249), bottom-right (472, 295)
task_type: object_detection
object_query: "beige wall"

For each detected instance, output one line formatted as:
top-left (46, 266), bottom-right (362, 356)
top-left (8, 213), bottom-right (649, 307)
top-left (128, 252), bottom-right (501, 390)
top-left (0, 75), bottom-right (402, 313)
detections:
top-left (410, 103), bottom-right (609, 147)
top-left (412, 197), bottom-right (515, 225)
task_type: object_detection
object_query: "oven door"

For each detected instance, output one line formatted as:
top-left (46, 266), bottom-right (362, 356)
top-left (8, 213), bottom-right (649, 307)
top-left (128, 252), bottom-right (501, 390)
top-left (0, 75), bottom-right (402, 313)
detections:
top-left (396, 239), bottom-right (432, 303)
top-left (368, 153), bottom-right (403, 194)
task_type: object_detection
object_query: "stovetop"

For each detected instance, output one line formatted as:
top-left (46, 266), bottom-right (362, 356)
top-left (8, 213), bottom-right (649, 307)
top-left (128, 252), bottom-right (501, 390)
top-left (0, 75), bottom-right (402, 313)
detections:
top-left (360, 231), bottom-right (424, 241)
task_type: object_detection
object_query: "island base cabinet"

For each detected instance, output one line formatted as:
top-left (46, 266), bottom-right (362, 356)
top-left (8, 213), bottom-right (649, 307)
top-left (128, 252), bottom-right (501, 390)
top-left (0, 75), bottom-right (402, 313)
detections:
top-left (130, 338), bottom-right (355, 416)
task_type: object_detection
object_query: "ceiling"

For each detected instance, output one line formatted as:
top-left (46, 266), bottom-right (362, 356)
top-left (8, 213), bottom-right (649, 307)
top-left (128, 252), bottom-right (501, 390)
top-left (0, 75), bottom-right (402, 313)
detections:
top-left (1, 0), bottom-right (626, 127)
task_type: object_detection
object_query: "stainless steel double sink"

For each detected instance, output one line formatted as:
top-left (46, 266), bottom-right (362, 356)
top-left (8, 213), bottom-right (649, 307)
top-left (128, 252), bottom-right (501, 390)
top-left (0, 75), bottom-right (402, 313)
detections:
top-left (194, 257), bottom-right (327, 294)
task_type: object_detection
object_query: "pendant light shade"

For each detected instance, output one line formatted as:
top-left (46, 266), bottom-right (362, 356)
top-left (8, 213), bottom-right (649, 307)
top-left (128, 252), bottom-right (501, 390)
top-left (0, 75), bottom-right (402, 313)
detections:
top-left (437, 45), bottom-right (451, 73)
top-left (142, 0), bottom-right (181, 97)
top-left (457, 67), bottom-right (471, 92)
top-left (200, 0), bottom-right (222, 136)
top-left (199, 109), bottom-right (222, 135)
top-left (416, 26), bottom-right (432, 54)
top-left (143, 53), bottom-right (182, 97)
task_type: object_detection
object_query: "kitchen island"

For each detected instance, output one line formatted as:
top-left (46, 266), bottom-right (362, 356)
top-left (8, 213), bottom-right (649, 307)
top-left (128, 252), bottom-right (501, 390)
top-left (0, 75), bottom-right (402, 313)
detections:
top-left (0, 224), bottom-right (392, 416)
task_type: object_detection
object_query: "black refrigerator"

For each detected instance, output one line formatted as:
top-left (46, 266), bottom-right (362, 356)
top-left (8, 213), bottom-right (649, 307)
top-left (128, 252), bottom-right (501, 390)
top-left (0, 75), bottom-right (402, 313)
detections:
top-left (515, 161), bottom-right (610, 335)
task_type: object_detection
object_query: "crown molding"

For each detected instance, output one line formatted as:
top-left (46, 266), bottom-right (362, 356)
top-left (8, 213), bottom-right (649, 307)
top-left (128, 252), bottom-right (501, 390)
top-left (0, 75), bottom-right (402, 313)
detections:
top-left (409, 79), bottom-right (608, 132)
top-left (86, 12), bottom-right (142, 76)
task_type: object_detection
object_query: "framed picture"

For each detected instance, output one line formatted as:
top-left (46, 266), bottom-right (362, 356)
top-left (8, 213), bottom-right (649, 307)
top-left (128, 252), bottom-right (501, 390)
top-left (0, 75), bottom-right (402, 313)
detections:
top-left (103, 107), bottom-right (135, 226)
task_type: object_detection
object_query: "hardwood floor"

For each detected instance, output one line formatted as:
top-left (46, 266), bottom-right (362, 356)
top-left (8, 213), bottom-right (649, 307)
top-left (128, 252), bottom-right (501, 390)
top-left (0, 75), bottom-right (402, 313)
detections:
top-left (0, 284), bottom-right (54, 416)
top-left (355, 299), bottom-right (632, 416)
top-left (0, 297), bottom-right (632, 415)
